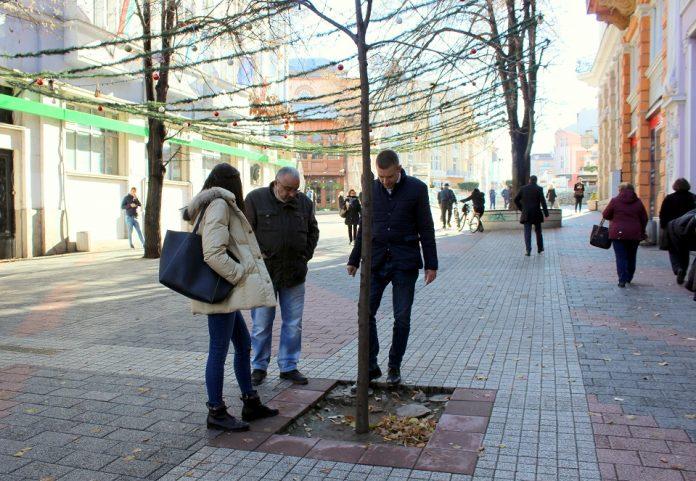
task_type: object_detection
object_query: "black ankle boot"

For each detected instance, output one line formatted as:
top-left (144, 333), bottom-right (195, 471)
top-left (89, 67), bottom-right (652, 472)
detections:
top-left (241, 391), bottom-right (279, 422)
top-left (206, 403), bottom-right (249, 432)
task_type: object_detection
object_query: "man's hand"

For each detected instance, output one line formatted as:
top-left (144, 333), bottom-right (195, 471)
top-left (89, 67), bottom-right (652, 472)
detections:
top-left (347, 265), bottom-right (358, 277)
top-left (130, 203), bottom-right (137, 208)
top-left (424, 269), bottom-right (437, 285)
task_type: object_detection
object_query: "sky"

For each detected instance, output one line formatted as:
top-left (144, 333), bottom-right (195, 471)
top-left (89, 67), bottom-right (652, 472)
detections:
top-left (290, 0), bottom-right (603, 160)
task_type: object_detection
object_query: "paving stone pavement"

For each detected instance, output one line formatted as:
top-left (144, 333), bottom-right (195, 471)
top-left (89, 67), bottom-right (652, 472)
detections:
top-left (0, 211), bottom-right (694, 480)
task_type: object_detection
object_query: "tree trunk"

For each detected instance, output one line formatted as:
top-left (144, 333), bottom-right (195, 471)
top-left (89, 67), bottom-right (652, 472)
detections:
top-left (509, 132), bottom-right (529, 208)
top-left (354, 8), bottom-right (372, 436)
top-left (144, 117), bottom-right (165, 258)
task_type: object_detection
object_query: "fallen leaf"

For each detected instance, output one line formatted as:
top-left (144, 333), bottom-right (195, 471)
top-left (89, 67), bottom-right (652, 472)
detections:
top-left (671, 464), bottom-right (685, 470)
top-left (613, 397), bottom-right (624, 402)
top-left (660, 457), bottom-right (669, 463)
top-left (24, 408), bottom-right (39, 414)
top-left (13, 447), bottom-right (32, 457)
top-left (658, 362), bottom-right (669, 366)
top-left (625, 415), bottom-right (636, 420)
top-left (39, 477), bottom-right (55, 481)
top-left (475, 375), bottom-right (488, 381)
top-left (684, 414), bottom-right (696, 420)
top-left (498, 444), bottom-right (506, 448)
top-left (90, 427), bottom-right (102, 434)
top-left (632, 352), bottom-right (641, 356)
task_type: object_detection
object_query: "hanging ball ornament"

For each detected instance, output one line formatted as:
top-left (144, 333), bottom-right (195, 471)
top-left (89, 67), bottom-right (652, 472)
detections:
top-left (227, 58), bottom-right (234, 66)
top-left (232, 121), bottom-right (238, 127)
top-left (284, 134), bottom-right (288, 139)
top-left (396, 17), bottom-right (403, 24)
top-left (213, 111), bottom-right (220, 117)
top-left (183, 122), bottom-right (191, 128)
top-left (337, 64), bottom-right (344, 71)
top-left (471, 48), bottom-right (477, 55)
top-left (191, 45), bottom-right (198, 52)
top-left (36, 78), bottom-right (44, 86)
top-left (124, 44), bottom-right (133, 53)
top-left (97, 105), bottom-right (104, 112)
top-left (152, 72), bottom-right (160, 81)
top-left (158, 106), bottom-right (165, 113)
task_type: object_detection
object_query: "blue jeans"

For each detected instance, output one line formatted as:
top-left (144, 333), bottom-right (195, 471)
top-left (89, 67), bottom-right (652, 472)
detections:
top-left (206, 311), bottom-right (253, 407)
top-left (251, 283), bottom-right (305, 373)
top-left (524, 223), bottom-right (544, 253)
top-left (368, 261), bottom-right (419, 371)
top-left (612, 239), bottom-right (639, 283)
top-left (125, 215), bottom-right (145, 247)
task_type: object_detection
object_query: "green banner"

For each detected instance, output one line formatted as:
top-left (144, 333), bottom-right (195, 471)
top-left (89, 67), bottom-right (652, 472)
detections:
top-left (0, 93), bottom-right (294, 167)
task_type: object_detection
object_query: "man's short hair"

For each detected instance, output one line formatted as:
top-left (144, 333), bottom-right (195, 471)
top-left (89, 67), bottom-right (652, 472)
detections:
top-left (673, 177), bottom-right (691, 192)
top-left (530, 175), bottom-right (538, 183)
top-left (444, 183), bottom-right (450, 187)
top-left (130, 186), bottom-right (137, 191)
top-left (276, 166), bottom-right (300, 181)
top-left (376, 150), bottom-right (399, 169)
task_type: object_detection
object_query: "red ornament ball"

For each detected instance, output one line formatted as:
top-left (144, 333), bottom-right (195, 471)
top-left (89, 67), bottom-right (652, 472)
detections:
top-left (97, 105), bottom-right (104, 112)
top-left (36, 78), bottom-right (44, 86)
top-left (337, 64), bottom-right (344, 71)
top-left (213, 111), bottom-right (220, 117)
top-left (232, 121), bottom-right (238, 127)
top-left (284, 134), bottom-right (288, 139)
top-left (152, 72), bottom-right (160, 81)
top-left (471, 48), bottom-right (477, 55)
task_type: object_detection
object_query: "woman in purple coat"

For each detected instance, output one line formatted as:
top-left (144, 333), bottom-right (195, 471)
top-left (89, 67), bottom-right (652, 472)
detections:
top-left (602, 183), bottom-right (648, 287)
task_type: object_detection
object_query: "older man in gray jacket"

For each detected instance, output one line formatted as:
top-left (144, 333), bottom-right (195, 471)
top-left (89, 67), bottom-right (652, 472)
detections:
top-left (245, 167), bottom-right (319, 386)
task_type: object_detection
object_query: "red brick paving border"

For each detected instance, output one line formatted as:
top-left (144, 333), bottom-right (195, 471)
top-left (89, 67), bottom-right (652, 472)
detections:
top-left (209, 384), bottom-right (496, 475)
top-left (588, 394), bottom-right (696, 481)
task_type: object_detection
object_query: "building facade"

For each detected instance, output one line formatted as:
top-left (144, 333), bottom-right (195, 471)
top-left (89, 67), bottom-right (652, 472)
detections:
top-left (0, 1), bottom-right (293, 259)
top-left (585, 0), bottom-right (670, 227)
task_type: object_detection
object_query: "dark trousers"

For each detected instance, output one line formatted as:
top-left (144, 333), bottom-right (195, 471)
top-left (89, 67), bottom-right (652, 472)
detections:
top-left (575, 197), bottom-right (583, 212)
top-left (523, 223), bottom-right (544, 253)
top-left (668, 247), bottom-right (690, 275)
top-left (348, 224), bottom-right (358, 242)
top-left (368, 261), bottom-right (419, 370)
top-left (206, 311), bottom-right (253, 407)
top-left (440, 205), bottom-right (453, 227)
top-left (612, 239), bottom-right (640, 283)
top-left (490, 198), bottom-right (496, 209)
top-left (503, 199), bottom-right (509, 209)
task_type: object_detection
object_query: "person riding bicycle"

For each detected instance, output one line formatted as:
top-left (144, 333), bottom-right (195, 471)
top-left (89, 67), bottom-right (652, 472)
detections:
top-left (460, 188), bottom-right (485, 217)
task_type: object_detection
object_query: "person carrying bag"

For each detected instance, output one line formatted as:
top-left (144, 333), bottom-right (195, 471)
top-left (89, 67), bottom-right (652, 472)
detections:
top-left (173, 164), bottom-right (279, 433)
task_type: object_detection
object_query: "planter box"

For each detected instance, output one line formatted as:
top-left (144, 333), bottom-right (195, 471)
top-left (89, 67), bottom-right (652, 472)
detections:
top-left (479, 209), bottom-right (562, 231)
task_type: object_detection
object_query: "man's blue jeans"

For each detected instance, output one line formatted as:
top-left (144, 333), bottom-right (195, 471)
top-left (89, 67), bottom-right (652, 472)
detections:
top-left (125, 215), bottom-right (145, 247)
top-left (368, 261), bottom-right (419, 371)
top-left (251, 283), bottom-right (305, 373)
top-left (612, 239), bottom-right (639, 283)
top-left (206, 311), bottom-right (254, 407)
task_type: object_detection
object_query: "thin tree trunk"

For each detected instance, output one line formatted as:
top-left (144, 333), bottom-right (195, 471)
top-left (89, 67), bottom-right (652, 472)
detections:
top-left (354, 7), bottom-right (372, 435)
top-left (144, 117), bottom-right (165, 258)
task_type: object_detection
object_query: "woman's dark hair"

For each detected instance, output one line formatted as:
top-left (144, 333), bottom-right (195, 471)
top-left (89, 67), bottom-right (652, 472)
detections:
top-left (673, 178), bottom-right (691, 192)
top-left (202, 163), bottom-right (245, 212)
top-left (348, 189), bottom-right (356, 196)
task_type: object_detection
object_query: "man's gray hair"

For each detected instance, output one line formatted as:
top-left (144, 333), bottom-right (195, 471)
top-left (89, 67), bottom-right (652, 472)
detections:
top-left (276, 166), bottom-right (301, 181)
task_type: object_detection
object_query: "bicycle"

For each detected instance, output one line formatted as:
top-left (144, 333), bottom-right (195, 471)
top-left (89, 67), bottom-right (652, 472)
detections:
top-left (457, 203), bottom-right (484, 233)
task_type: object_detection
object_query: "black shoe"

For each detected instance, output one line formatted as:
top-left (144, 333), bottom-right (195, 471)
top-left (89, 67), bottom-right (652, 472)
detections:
top-left (251, 369), bottom-right (267, 386)
top-left (525, 251), bottom-right (531, 256)
top-left (130, 244), bottom-right (135, 249)
top-left (538, 248), bottom-right (544, 254)
top-left (206, 403), bottom-right (249, 432)
top-left (618, 281), bottom-right (626, 288)
top-left (241, 391), bottom-right (279, 422)
top-left (386, 368), bottom-right (401, 387)
top-left (280, 369), bottom-right (308, 385)
top-left (677, 269), bottom-right (686, 285)
top-left (369, 367), bottom-right (382, 381)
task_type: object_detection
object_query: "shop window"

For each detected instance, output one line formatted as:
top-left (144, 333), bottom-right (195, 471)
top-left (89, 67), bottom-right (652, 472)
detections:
top-left (201, 149), bottom-right (232, 180)
top-left (65, 105), bottom-right (119, 175)
top-left (163, 143), bottom-right (188, 181)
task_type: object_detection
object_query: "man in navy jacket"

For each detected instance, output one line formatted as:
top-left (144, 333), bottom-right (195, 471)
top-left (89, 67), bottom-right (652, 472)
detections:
top-left (347, 150), bottom-right (438, 386)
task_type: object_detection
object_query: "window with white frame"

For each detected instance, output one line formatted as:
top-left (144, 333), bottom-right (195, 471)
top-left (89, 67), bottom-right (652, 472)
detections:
top-left (65, 105), bottom-right (119, 175)
top-left (650, 0), bottom-right (663, 61)
top-left (92, 0), bottom-right (120, 32)
top-left (163, 143), bottom-right (188, 181)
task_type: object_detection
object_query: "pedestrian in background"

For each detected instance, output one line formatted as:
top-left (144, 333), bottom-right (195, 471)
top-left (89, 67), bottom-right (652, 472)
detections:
top-left (245, 167), bottom-right (320, 386)
top-left (344, 189), bottom-right (361, 244)
top-left (489, 187), bottom-right (497, 210)
top-left (182, 163), bottom-right (278, 432)
top-left (347, 150), bottom-right (437, 387)
top-left (501, 186), bottom-right (510, 209)
top-left (437, 183), bottom-right (456, 229)
top-left (602, 182), bottom-right (648, 288)
top-left (514, 176), bottom-right (549, 256)
top-left (121, 187), bottom-right (145, 249)
top-left (546, 184), bottom-right (557, 208)
top-left (574, 181), bottom-right (585, 212)
top-left (659, 178), bottom-right (696, 284)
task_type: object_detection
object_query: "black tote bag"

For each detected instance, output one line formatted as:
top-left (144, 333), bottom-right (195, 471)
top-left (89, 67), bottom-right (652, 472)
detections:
top-left (590, 218), bottom-right (612, 249)
top-left (159, 205), bottom-right (234, 304)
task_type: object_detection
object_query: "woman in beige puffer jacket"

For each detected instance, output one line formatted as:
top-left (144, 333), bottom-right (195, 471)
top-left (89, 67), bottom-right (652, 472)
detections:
top-left (182, 163), bottom-right (277, 432)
